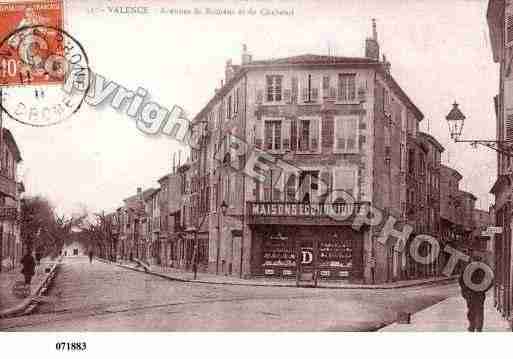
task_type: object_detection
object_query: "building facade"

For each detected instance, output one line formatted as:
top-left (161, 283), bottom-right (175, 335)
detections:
top-left (179, 22), bottom-right (440, 284)
top-left (0, 128), bottom-right (24, 272)
top-left (487, 0), bottom-right (513, 321)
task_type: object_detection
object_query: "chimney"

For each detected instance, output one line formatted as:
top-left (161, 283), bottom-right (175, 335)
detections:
top-left (225, 59), bottom-right (234, 83)
top-left (241, 44), bottom-right (252, 65)
top-left (382, 54), bottom-right (391, 74)
top-left (365, 19), bottom-right (380, 60)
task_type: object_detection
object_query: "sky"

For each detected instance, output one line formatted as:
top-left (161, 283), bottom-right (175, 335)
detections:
top-left (2, 0), bottom-right (498, 215)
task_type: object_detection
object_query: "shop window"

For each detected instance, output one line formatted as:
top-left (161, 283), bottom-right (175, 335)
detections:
top-left (262, 232), bottom-right (295, 276)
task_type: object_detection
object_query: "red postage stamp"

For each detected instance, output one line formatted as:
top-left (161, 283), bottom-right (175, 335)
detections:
top-left (0, 0), bottom-right (64, 86)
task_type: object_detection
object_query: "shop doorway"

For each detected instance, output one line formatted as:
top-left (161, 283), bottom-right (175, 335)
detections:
top-left (296, 239), bottom-right (318, 287)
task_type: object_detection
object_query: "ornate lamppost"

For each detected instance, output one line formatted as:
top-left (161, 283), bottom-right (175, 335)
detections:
top-left (446, 102), bottom-right (513, 155)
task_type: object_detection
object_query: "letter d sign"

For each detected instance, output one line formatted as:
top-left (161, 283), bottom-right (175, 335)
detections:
top-left (301, 250), bottom-right (313, 265)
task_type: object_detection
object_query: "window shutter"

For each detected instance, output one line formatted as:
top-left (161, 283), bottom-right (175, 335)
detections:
top-left (282, 120), bottom-right (291, 151)
top-left (290, 119), bottom-right (298, 151)
top-left (506, 114), bottom-right (513, 141)
top-left (319, 171), bottom-right (332, 202)
top-left (301, 86), bottom-right (308, 102)
top-left (321, 117), bottom-right (334, 148)
top-left (263, 169), bottom-right (272, 201)
top-left (336, 119), bottom-right (346, 151)
top-left (311, 87), bottom-right (319, 102)
top-left (255, 121), bottom-right (263, 149)
top-left (264, 121), bottom-right (273, 150)
top-left (310, 118), bottom-right (319, 151)
top-left (284, 89), bottom-right (291, 103)
top-left (256, 89), bottom-right (263, 104)
top-left (291, 77), bottom-right (298, 103)
top-left (507, 14), bottom-right (513, 46)
top-left (329, 87), bottom-right (336, 99)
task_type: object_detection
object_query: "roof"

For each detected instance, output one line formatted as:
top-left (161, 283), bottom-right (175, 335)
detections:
top-left (2, 128), bottom-right (22, 162)
top-left (142, 188), bottom-right (159, 201)
top-left (490, 174), bottom-right (511, 194)
top-left (247, 54), bottom-right (378, 66)
top-left (193, 53), bottom-right (424, 122)
top-left (418, 131), bottom-right (445, 153)
top-left (158, 173), bottom-right (171, 183)
top-left (459, 190), bottom-right (477, 201)
top-left (440, 164), bottom-right (463, 181)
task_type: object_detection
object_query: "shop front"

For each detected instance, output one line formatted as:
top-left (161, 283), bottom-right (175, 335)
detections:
top-left (250, 225), bottom-right (364, 282)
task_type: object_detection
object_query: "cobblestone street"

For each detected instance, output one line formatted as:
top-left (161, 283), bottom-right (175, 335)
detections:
top-left (0, 257), bottom-right (460, 331)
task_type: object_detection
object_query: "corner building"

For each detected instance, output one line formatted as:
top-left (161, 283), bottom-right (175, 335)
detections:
top-left (187, 22), bottom-right (426, 284)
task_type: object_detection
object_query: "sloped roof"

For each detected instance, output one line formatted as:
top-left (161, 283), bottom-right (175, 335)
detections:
top-left (440, 164), bottom-right (463, 181)
top-left (2, 128), bottom-right (22, 162)
top-left (418, 131), bottom-right (445, 153)
top-left (247, 54), bottom-right (378, 66)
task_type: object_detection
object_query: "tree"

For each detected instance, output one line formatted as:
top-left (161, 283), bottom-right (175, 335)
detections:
top-left (20, 196), bottom-right (84, 258)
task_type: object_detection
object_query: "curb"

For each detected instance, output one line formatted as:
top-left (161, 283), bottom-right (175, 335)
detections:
top-left (98, 258), bottom-right (458, 290)
top-left (0, 259), bottom-right (61, 319)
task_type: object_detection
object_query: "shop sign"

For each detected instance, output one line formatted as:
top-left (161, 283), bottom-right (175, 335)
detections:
top-left (251, 202), bottom-right (355, 217)
top-left (300, 249), bottom-right (313, 265)
top-left (482, 226), bottom-right (502, 236)
top-left (338, 271), bottom-right (349, 277)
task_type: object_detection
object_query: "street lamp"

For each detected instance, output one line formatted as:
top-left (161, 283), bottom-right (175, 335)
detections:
top-left (446, 102), bottom-right (513, 157)
top-left (446, 102), bottom-right (465, 141)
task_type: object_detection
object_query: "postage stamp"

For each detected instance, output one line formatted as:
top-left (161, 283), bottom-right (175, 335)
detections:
top-left (0, 0), bottom-right (64, 86)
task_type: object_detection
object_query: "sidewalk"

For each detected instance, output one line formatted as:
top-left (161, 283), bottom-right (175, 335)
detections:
top-left (381, 293), bottom-right (511, 331)
top-left (105, 258), bottom-right (458, 290)
top-left (0, 259), bottom-right (58, 318)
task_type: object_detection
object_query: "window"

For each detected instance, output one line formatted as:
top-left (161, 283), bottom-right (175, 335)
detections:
top-left (227, 95), bottom-right (232, 119)
top-left (289, 117), bottom-right (319, 153)
top-left (322, 76), bottom-right (330, 92)
top-left (264, 120), bottom-right (282, 150)
top-left (298, 120), bottom-right (310, 151)
top-left (266, 75), bottom-right (282, 102)
top-left (408, 149), bottom-right (415, 174)
top-left (334, 116), bottom-right (358, 152)
top-left (337, 74), bottom-right (356, 101)
top-left (298, 171), bottom-right (319, 203)
top-left (285, 173), bottom-right (297, 201)
top-left (332, 168), bottom-right (356, 199)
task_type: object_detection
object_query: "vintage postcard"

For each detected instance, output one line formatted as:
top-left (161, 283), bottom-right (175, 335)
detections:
top-left (0, 0), bottom-right (511, 355)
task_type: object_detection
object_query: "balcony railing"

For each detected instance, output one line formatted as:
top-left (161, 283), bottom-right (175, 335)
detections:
top-left (247, 201), bottom-right (366, 218)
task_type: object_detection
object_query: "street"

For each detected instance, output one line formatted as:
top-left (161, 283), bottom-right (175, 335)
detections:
top-left (0, 257), bottom-right (460, 331)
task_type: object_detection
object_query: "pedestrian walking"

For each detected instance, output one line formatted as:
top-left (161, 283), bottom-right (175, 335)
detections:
top-left (88, 250), bottom-right (93, 264)
top-left (459, 254), bottom-right (493, 332)
top-left (20, 249), bottom-right (36, 285)
top-left (35, 250), bottom-right (42, 266)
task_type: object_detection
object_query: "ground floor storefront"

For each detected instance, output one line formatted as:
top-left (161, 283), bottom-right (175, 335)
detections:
top-left (250, 225), bottom-right (364, 283)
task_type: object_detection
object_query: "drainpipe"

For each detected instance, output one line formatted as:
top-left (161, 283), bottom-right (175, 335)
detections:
top-left (240, 74), bottom-right (248, 278)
